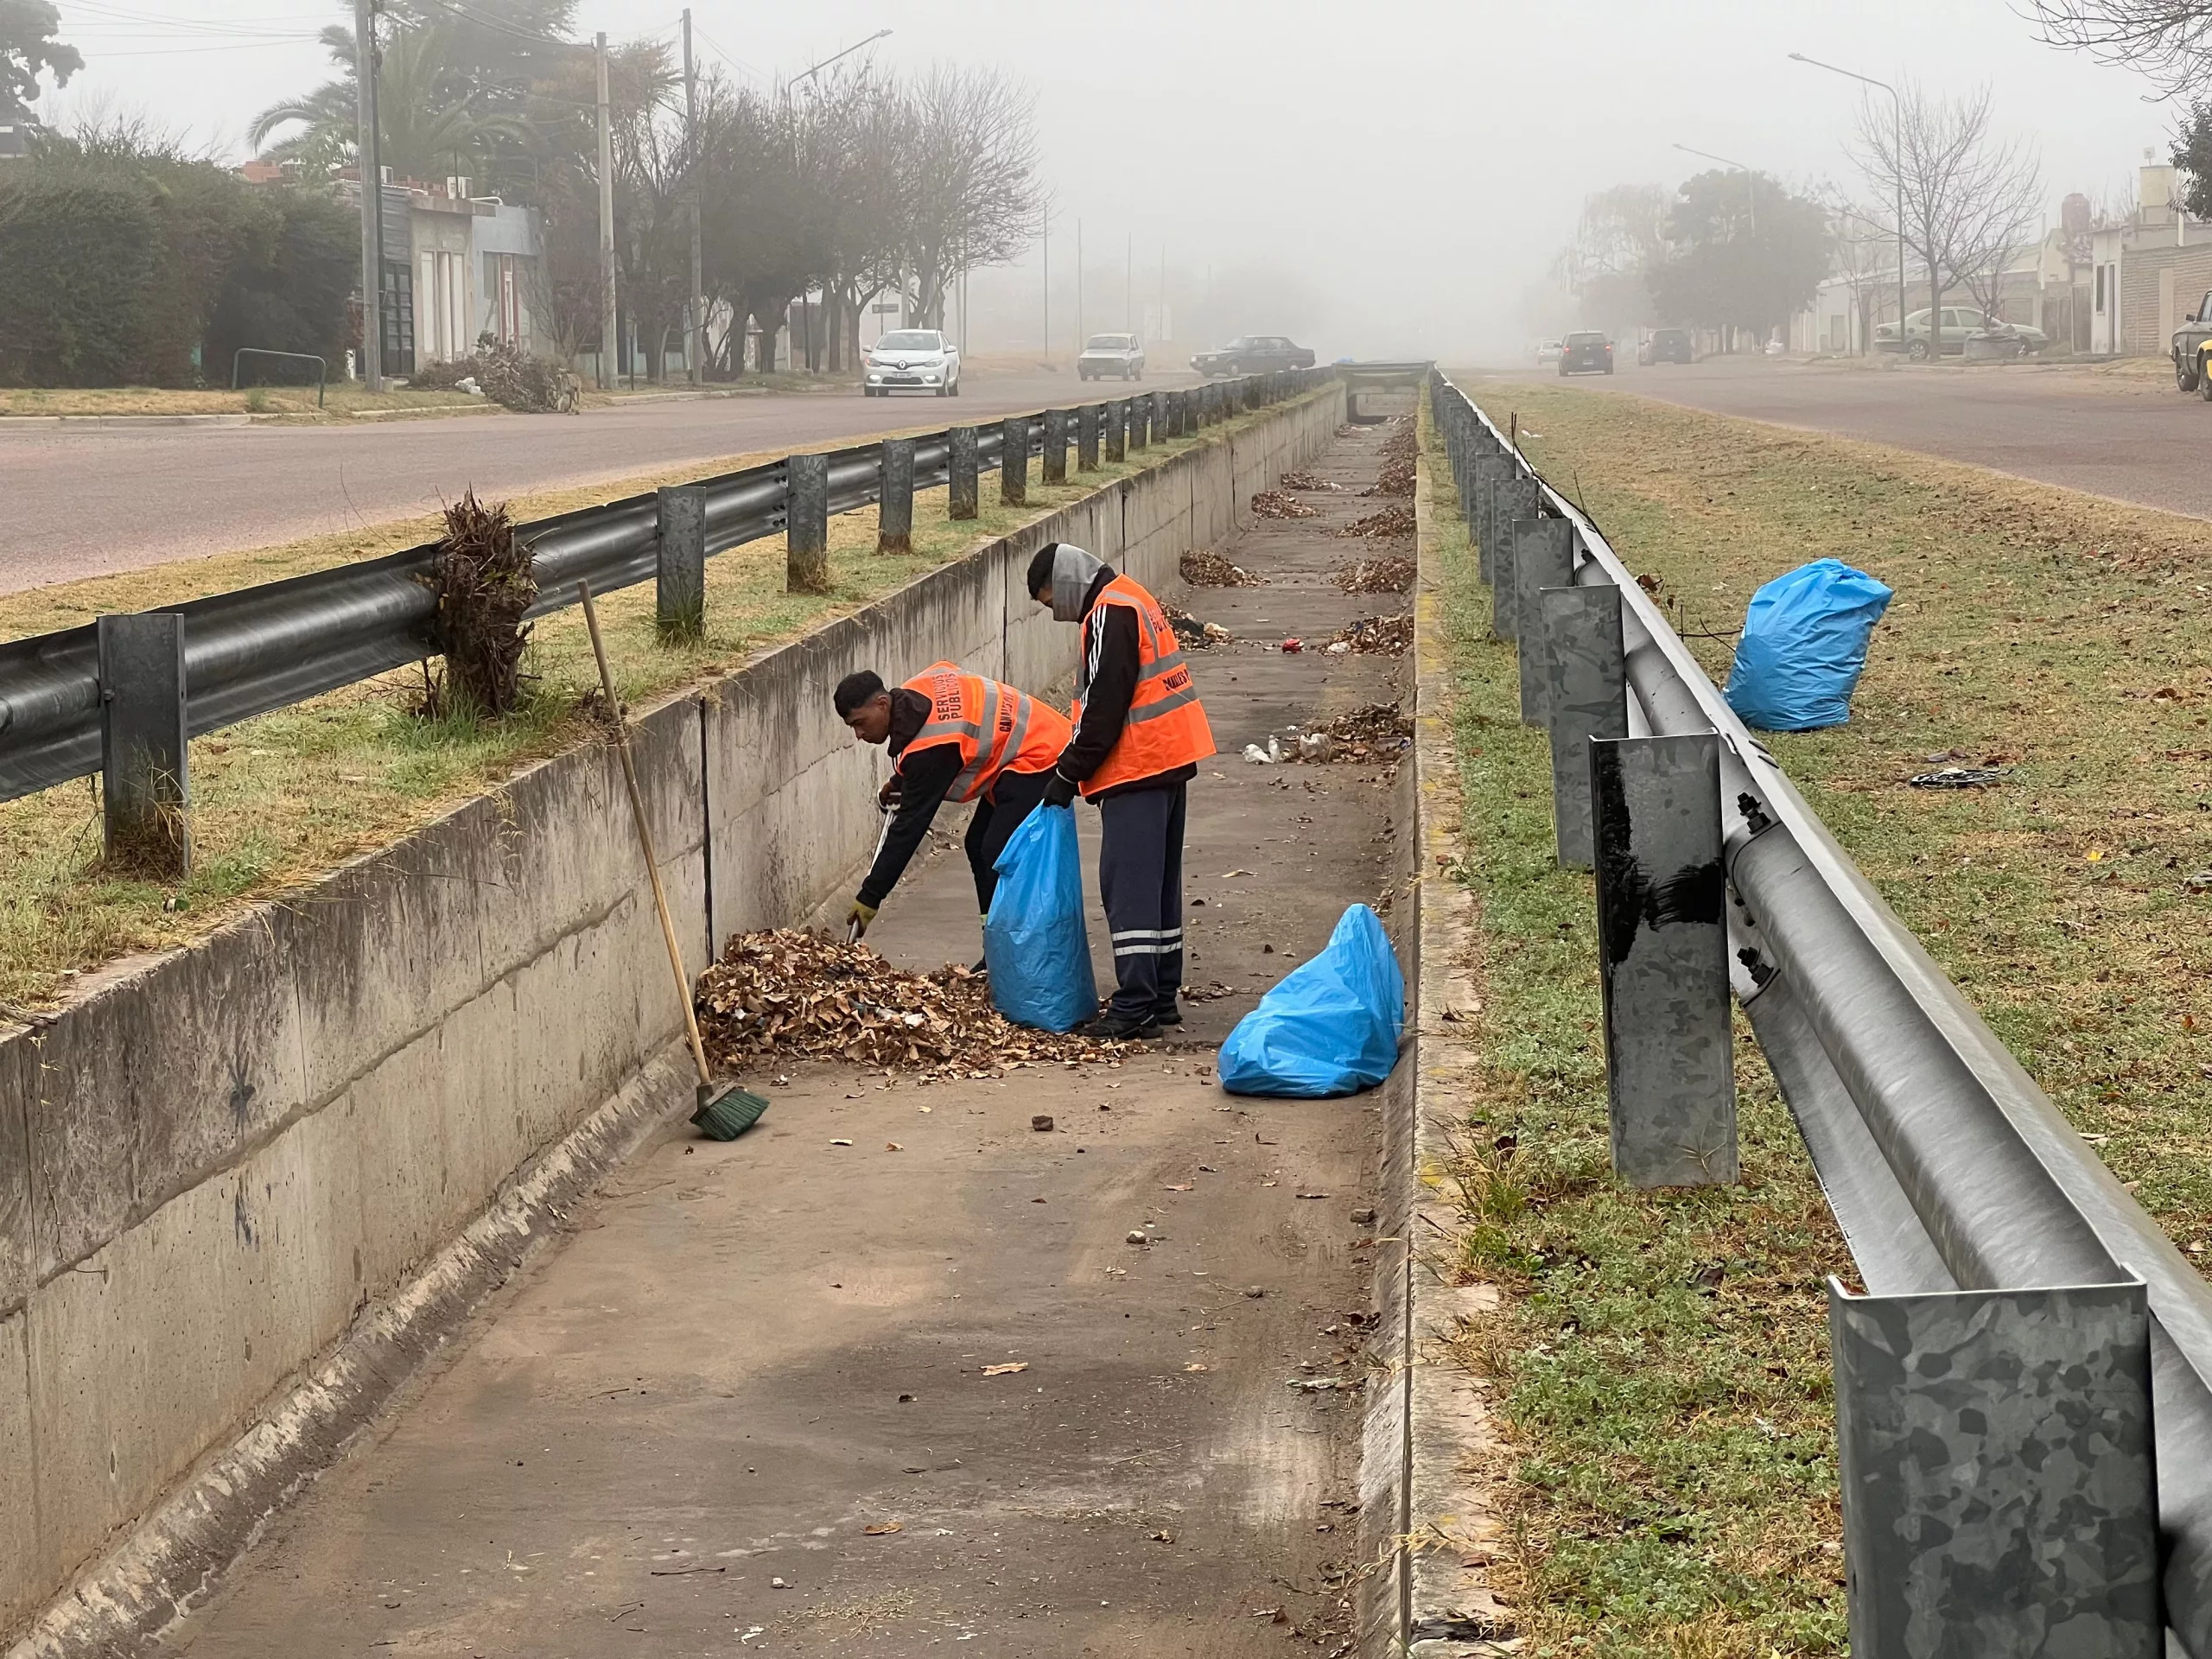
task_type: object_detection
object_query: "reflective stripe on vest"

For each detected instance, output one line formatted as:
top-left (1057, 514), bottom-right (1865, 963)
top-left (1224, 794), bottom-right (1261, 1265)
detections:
top-left (1070, 575), bottom-right (1216, 796)
top-left (899, 663), bottom-right (1069, 804)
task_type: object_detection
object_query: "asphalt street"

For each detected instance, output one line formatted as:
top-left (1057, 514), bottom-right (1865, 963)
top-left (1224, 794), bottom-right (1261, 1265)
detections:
top-left (1481, 355), bottom-right (2212, 521)
top-left (0, 367), bottom-right (1196, 595)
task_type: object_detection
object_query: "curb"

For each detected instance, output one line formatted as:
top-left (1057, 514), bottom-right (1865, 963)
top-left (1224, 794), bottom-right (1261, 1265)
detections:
top-left (0, 414), bottom-right (253, 429)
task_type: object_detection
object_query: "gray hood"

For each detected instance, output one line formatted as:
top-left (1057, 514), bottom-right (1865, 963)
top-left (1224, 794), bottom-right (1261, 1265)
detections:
top-left (1049, 543), bottom-right (1109, 622)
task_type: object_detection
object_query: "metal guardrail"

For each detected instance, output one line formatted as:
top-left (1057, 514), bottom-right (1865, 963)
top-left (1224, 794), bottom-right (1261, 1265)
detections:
top-left (0, 369), bottom-right (1328, 804)
top-left (232, 348), bottom-right (327, 409)
top-left (1431, 372), bottom-right (2212, 1655)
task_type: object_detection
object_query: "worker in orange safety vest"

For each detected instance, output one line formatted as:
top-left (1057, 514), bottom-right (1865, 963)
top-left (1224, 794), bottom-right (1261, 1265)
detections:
top-left (834, 662), bottom-right (1071, 946)
top-left (1027, 541), bottom-right (1216, 1039)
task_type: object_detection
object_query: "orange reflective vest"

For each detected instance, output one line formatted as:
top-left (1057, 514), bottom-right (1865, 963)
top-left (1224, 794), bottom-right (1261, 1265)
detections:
top-left (1070, 573), bottom-right (1216, 797)
top-left (899, 662), bottom-right (1071, 803)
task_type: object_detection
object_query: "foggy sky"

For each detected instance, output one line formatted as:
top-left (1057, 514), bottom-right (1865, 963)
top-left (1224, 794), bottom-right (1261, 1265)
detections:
top-left (33, 0), bottom-right (2182, 360)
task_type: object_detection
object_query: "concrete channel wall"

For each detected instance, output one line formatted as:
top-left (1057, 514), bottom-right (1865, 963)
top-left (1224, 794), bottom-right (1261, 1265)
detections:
top-left (0, 383), bottom-right (1347, 1648)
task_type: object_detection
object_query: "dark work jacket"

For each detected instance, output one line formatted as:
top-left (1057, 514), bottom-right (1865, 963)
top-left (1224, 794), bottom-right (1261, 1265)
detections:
top-left (857, 689), bottom-right (963, 907)
top-left (1054, 567), bottom-right (1197, 801)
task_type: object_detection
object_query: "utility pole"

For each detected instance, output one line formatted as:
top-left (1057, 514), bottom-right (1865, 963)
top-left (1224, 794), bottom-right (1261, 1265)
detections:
top-left (1159, 243), bottom-right (1166, 344)
top-left (353, 0), bottom-right (384, 391)
top-left (1124, 232), bottom-right (1132, 332)
top-left (1040, 207), bottom-right (1049, 367)
top-left (683, 9), bottom-right (702, 387)
top-left (595, 32), bottom-right (617, 391)
top-left (1075, 219), bottom-right (1084, 356)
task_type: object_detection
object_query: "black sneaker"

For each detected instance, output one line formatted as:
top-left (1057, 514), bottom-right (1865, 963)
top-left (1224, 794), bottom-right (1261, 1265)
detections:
top-left (1150, 1004), bottom-right (1185, 1028)
top-left (1079, 1010), bottom-right (1159, 1040)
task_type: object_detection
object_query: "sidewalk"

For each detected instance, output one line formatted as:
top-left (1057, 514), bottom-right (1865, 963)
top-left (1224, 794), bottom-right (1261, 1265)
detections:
top-left (157, 417), bottom-right (1414, 1659)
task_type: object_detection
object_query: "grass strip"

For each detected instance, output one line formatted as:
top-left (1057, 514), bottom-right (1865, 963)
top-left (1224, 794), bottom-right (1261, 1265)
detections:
top-left (1422, 409), bottom-right (1849, 1656)
top-left (1, 404), bottom-right (1295, 1011)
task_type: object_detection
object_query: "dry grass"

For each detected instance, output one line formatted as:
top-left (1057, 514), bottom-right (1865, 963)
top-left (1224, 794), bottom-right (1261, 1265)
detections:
top-left (0, 384), bottom-right (491, 419)
top-left (0, 402), bottom-right (1302, 1011)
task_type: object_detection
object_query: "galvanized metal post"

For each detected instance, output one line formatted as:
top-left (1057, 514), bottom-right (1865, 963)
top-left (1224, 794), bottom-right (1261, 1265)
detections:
top-left (785, 453), bottom-right (830, 592)
top-left (878, 436), bottom-right (915, 553)
top-left (99, 612), bottom-right (189, 876)
top-left (1077, 404), bottom-right (1101, 472)
top-left (1152, 390), bottom-right (1168, 442)
top-left (1588, 732), bottom-right (1735, 1187)
top-left (1468, 458), bottom-right (1509, 582)
top-left (1128, 394), bottom-right (1148, 451)
top-left (654, 484), bottom-right (707, 639)
top-left (1541, 584), bottom-right (1626, 869)
top-left (1513, 518), bottom-right (1576, 724)
top-left (948, 425), bottom-right (979, 519)
top-left (1828, 1276), bottom-right (2161, 1659)
top-left (1492, 516), bottom-right (1535, 642)
top-left (1104, 400), bottom-right (1127, 463)
top-left (1000, 415), bottom-right (1029, 505)
top-left (1040, 410), bottom-right (1068, 484)
top-left (1490, 478), bottom-right (1538, 588)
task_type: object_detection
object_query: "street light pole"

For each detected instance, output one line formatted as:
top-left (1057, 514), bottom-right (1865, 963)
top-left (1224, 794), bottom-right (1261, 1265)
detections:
top-left (1672, 141), bottom-right (1756, 237)
top-left (1789, 53), bottom-right (1907, 363)
top-left (353, 0), bottom-right (384, 392)
top-left (791, 28), bottom-right (892, 90)
top-left (683, 9), bottom-right (702, 387)
top-left (595, 32), bottom-right (616, 390)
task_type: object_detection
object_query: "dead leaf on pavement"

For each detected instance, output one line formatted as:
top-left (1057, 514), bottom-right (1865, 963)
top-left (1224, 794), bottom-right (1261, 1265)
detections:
top-left (863, 1522), bottom-right (903, 1535)
top-left (981, 1362), bottom-right (1029, 1376)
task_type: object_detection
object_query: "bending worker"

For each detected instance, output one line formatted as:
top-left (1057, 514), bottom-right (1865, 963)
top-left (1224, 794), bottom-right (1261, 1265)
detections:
top-left (1027, 542), bottom-right (1216, 1039)
top-left (834, 661), bottom-right (1071, 941)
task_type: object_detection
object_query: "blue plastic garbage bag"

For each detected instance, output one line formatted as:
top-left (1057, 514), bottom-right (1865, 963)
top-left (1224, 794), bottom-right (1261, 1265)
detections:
top-left (1723, 557), bottom-right (1893, 732)
top-left (1218, 904), bottom-right (1404, 1097)
top-left (983, 804), bottom-right (1097, 1033)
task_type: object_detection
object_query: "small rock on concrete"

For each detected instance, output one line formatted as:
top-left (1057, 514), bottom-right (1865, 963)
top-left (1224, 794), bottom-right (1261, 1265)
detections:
top-left (1126, 1230), bottom-right (1148, 1245)
top-left (1032, 1114), bottom-right (1056, 1132)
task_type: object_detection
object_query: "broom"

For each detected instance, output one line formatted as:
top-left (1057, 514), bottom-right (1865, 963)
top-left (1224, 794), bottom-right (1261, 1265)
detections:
top-left (580, 582), bottom-right (767, 1141)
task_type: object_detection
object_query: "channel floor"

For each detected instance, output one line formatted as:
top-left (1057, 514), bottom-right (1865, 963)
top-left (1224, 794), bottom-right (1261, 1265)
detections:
top-left (160, 415), bottom-right (1414, 1658)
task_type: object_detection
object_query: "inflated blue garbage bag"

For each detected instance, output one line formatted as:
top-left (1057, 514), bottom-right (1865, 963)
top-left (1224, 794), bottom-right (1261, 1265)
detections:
top-left (983, 804), bottom-right (1097, 1033)
top-left (1723, 557), bottom-right (1893, 732)
top-left (1218, 904), bottom-right (1404, 1097)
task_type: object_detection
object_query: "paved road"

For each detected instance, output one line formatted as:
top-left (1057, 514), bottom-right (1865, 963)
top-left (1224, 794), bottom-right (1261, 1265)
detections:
top-left (1480, 356), bottom-right (2212, 521)
top-left (158, 423), bottom-right (1408, 1658)
top-left (0, 368), bottom-right (1198, 595)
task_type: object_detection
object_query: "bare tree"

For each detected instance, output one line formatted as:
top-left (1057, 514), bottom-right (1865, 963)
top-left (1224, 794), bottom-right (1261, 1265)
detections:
top-left (1853, 80), bottom-right (2040, 358)
top-left (1955, 162), bottom-right (2047, 327)
top-left (2027, 0), bottom-right (2212, 98)
top-left (898, 66), bottom-right (1041, 329)
top-left (1551, 183), bottom-right (1669, 327)
top-left (1825, 199), bottom-right (1904, 353)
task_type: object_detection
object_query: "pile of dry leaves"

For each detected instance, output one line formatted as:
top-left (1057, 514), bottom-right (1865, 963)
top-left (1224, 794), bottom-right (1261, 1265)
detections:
top-left (696, 930), bottom-right (1129, 1075)
top-left (1164, 603), bottom-right (1233, 649)
top-left (1327, 614), bottom-right (1414, 656)
top-left (1364, 418), bottom-right (1416, 498)
top-left (1181, 549), bottom-right (1267, 587)
top-left (1279, 469), bottom-right (1342, 493)
top-left (1251, 490), bottom-right (1320, 520)
top-left (1324, 702), bottom-right (1413, 753)
top-left (1336, 505), bottom-right (1416, 541)
top-left (1334, 556), bottom-right (1415, 594)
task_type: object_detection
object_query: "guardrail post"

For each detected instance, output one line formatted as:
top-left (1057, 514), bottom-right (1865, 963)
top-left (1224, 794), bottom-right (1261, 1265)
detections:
top-left (1827, 1276), bottom-right (2160, 1659)
top-left (654, 484), bottom-right (707, 639)
top-left (1467, 457), bottom-right (1508, 582)
top-left (1041, 410), bottom-right (1068, 484)
top-left (1077, 404), bottom-right (1101, 472)
top-left (1493, 515), bottom-right (1536, 642)
top-left (1151, 391), bottom-right (1167, 443)
top-left (1489, 477), bottom-right (1538, 588)
top-left (1001, 415), bottom-right (1029, 505)
top-left (99, 612), bottom-right (189, 876)
top-left (1513, 518), bottom-right (1576, 724)
top-left (1104, 400), bottom-right (1127, 463)
top-left (1173, 390), bottom-right (1191, 438)
top-left (948, 425), bottom-right (979, 519)
top-left (1128, 394), bottom-right (1149, 451)
top-left (1541, 585), bottom-right (1625, 868)
top-left (878, 436), bottom-right (915, 553)
top-left (786, 452), bottom-right (830, 593)
top-left (1588, 732), bottom-right (1735, 1187)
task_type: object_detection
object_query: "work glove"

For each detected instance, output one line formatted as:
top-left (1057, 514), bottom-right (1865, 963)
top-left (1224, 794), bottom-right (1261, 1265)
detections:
top-left (1042, 772), bottom-right (1078, 809)
top-left (877, 775), bottom-right (902, 810)
top-left (846, 899), bottom-right (879, 941)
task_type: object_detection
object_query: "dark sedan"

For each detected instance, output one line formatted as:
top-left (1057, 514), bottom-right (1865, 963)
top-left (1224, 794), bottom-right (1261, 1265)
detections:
top-left (1559, 331), bottom-right (1614, 376)
top-left (1190, 335), bottom-right (1317, 377)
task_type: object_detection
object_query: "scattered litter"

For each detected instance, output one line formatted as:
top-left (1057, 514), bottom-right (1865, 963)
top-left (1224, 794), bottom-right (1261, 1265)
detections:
top-left (1910, 766), bottom-right (2007, 789)
top-left (885, 1141), bottom-right (901, 1151)
top-left (2184, 871), bottom-right (2212, 893)
top-left (1181, 549), bottom-right (1265, 587)
top-left (863, 1522), bottom-right (903, 1535)
top-left (1243, 1285), bottom-right (1266, 1299)
top-left (1363, 418), bottom-right (1416, 497)
top-left (1334, 505), bottom-right (1416, 542)
top-left (1150, 1529), bottom-right (1178, 1541)
top-left (1281, 637), bottom-right (1304, 653)
top-left (1295, 733), bottom-right (1334, 763)
top-left (1223, 867), bottom-right (1257, 877)
top-left (1284, 702), bottom-right (1412, 768)
top-left (1325, 640), bottom-right (1351, 655)
top-left (1032, 1114), bottom-right (1056, 1132)
top-left (1184, 1363), bottom-right (1211, 1372)
top-left (1327, 614), bottom-right (1413, 656)
top-left (1279, 469), bottom-right (1342, 492)
top-left (1180, 981), bottom-right (1236, 1001)
top-left (830, 1138), bottom-right (854, 1147)
top-left (1164, 1182), bottom-right (1194, 1192)
top-left (1126, 1230), bottom-right (1149, 1244)
top-left (1251, 489), bottom-right (1319, 519)
top-left (981, 1362), bottom-right (1029, 1376)
top-left (1296, 1192), bottom-right (1331, 1200)
top-left (1241, 740), bottom-right (1282, 766)
top-left (1333, 554), bottom-right (1415, 593)
top-left (771, 1577), bottom-right (790, 1589)
top-left (1287, 1376), bottom-right (1358, 1393)
top-left (697, 930), bottom-right (1134, 1075)
top-left (1164, 603), bottom-right (1232, 649)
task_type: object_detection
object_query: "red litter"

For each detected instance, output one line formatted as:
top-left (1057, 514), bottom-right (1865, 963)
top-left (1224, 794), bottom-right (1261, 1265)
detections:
top-left (1281, 637), bottom-right (1303, 653)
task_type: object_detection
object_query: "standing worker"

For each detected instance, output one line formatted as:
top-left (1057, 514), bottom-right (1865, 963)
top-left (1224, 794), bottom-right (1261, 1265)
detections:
top-left (835, 662), bottom-right (1071, 943)
top-left (1027, 542), bottom-right (1216, 1039)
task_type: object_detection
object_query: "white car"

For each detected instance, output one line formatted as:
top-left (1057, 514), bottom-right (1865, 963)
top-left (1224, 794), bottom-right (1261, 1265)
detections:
top-left (864, 329), bottom-right (961, 397)
top-left (1077, 333), bottom-right (1145, 381)
top-left (1535, 339), bottom-right (1565, 365)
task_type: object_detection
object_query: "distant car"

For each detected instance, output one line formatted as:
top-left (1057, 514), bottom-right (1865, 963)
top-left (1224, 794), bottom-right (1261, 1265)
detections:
top-left (1639, 327), bottom-right (1694, 365)
top-left (1558, 330), bottom-right (1614, 376)
top-left (863, 328), bottom-right (960, 397)
top-left (1077, 333), bottom-right (1145, 381)
top-left (1190, 335), bottom-right (1316, 377)
top-left (1873, 307), bottom-right (2048, 360)
top-left (1535, 339), bottom-right (1565, 365)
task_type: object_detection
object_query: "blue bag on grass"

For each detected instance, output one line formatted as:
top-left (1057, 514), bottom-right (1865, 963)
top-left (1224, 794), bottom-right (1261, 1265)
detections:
top-left (983, 804), bottom-right (1097, 1033)
top-left (1218, 904), bottom-right (1405, 1098)
top-left (1723, 557), bottom-right (1893, 732)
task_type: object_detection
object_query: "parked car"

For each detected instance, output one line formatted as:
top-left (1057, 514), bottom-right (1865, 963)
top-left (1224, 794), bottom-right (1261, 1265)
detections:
top-left (863, 328), bottom-right (960, 397)
top-left (1189, 335), bottom-right (1316, 377)
top-left (1535, 338), bottom-right (1565, 365)
top-left (1873, 307), bottom-right (2049, 359)
top-left (2172, 291), bottom-right (2212, 391)
top-left (1558, 330), bottom-right (1615, 376)
top-left (1077, 333), bottom-right (1145, 381)
top-left (1638, 327), bottom-right (1694, 365)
